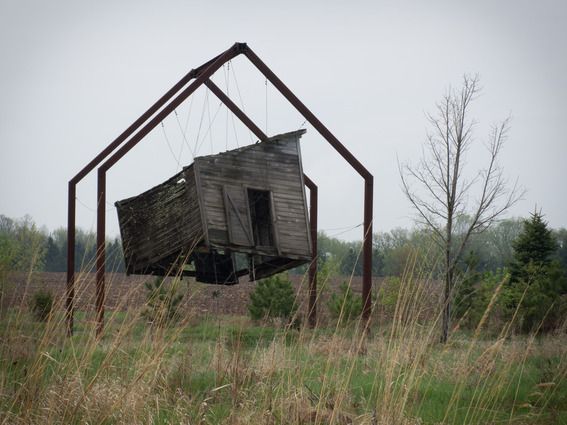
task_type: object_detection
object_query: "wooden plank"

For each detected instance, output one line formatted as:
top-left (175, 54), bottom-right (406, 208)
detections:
top-left (193, 133), bottom-right (310, 261)
top-left (115, 165), bottom-right (205, 272)
top-left (223, 185), bottom-right (254, 247)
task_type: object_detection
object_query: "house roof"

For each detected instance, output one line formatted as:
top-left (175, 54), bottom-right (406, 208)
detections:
top-left (117, 130), bottom-right (306, 206)
top-left (193, 129), bottom-right (306, 161)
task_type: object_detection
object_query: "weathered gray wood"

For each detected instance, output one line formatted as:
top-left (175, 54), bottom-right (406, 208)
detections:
top-left (115, 165), bottom-right (204, 274)
top-left (195, 131), bottom-right (311, 259)
top-left (115, 129), bottom-right (312, 282)
top-left (223, 185), bottom-right (254, 247)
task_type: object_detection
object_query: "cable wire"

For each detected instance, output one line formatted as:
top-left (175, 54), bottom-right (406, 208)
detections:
top-left (161, 121), bottom-right (182, 170)
top-left (265, 78), bottom-right (269, 135)
top-left (323, 223), bottom-right (363, 238)
top-left (224, 63), bottom-right (230, 151)
top-left (230, 61), bottom-right (254, 144)
top-left (194, 96), bottom-right (223, 156)
top-left (174, 109), bottom-right (195, 161)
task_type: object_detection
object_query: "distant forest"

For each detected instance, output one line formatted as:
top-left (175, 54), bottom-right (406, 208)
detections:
top-left (1, 213), bottom-right (566, 278)
top-left (0, 215), bottom-right (125, 273)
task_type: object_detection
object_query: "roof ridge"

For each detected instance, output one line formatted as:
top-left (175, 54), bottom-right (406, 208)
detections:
top-left (194, 129), bottom-right (306, 160)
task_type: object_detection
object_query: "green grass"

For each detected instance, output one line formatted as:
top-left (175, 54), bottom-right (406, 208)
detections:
top-left (0, 277), bottom-right (566, 424)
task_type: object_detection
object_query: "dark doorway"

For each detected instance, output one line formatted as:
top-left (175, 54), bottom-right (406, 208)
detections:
top-left (247, 189), bottom-right (274, 248)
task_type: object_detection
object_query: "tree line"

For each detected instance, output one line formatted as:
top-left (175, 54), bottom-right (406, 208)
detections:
top-left (1, 212), bottom-right (566, 333)
top-left (1, 212), bottom-right (566, 280)
top-left (0, 214), bottom-right (125, 274)
top-left (314, 217), bottom-right (566, 279)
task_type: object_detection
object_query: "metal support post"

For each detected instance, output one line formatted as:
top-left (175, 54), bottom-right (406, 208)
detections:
top-left (303, 175), bottom-right (318, 327)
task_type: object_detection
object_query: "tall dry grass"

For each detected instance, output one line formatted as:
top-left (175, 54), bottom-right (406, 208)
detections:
top-left (0, 244), bottom-right (565, 424)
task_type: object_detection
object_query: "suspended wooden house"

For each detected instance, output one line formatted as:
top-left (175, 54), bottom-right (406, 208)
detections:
top-left (115, 129), bottom-right (312, 284)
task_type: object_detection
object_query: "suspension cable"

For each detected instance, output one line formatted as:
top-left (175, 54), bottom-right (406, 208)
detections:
top-left (206, 88), bottom-right (215, 154)
top-left (224, 63), bottom-right (230, 151)
top-left (324, 223), bottom-right (364, 238)
top-left (161, 121), bottom-right (182, 170)
top-left (194, 93), bottom-right (223, 156)
top-left (230, 61), bottom-right (254, 145)
top-left (174, 109), bottom-right (195, 160)
top-left (265, 77), bottom-right (269, 135)
top-left (193, 87), bottom-right (209, 156)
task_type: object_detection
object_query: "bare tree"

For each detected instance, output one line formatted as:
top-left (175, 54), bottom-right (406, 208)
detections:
top-left (400, 75), bottom-right (523, 343)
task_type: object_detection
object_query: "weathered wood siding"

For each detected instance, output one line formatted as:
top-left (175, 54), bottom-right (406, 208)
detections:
top-left (194, 130), bottom-right (311, 260)
top-left (115, 165), bottom-right (204, 273)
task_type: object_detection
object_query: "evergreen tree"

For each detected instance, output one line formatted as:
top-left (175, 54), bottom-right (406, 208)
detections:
top-left (509, 212), bottom-right (557, 283)
top-left (44, 236), bottom-right (60, 272)
top-left (506, 211), bottom-right (567, 332)
top-left (248, 274), bottom-right (297, 323)
top-left (328, 281), bottom-right (363, 325)
top-left (554, 228), bottom-right (567, 271)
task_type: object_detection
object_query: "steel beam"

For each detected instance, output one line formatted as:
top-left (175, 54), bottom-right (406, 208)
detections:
top-left (66, 182), bottom-right (75, 336)
top-left (205, 79), bottom-right (319, 326)
top-left (363, 179), bottom-right (373, 320)
top-left (68, 41), bottom-right (371, 336)
top-left (303, 175), bottom-right (318, 328)
top-left (65, 45), bottom-right (237, 335)
top-left (242, 46), bottom-right (374, 322)
top-left (204, 79), bottom-right (267, 141)
top-left (94, 44), bottom-right (241, 335)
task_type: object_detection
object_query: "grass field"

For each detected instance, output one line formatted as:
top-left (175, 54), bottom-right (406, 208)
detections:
top-left (1, 272), bottom-right (566, 424)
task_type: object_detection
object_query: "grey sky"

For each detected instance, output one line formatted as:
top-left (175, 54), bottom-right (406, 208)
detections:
top-left (1, 0), bottom-right (566, 241)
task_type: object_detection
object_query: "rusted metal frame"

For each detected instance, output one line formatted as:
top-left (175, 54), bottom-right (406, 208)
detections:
top-left (242, 46), bottom-right (374, 322)
top-left (75, 41), bottom-right (367, 336)
top-left (66, 182), bottom-right (75, 335)
top-left (205, 79), bottom-right (319, 327)
top-left (65, 46), bottom-right (237, 336)
top-left (204, 79), bottom-right (267, 141)
top-left (363, 179), bottom-right (374, 320)
top-left (95, 172), bottom-right (105, 336)
top-left (303, 175), bottom-right (318, 328)
top-left (93, 45), bottom-right (242, 335)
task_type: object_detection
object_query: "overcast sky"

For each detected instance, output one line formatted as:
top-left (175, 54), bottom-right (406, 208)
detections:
top-left (1, 0), bottom-right (566, 241)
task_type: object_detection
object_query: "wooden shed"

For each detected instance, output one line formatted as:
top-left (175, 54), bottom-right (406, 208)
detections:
top-left (115, 129), bottom-right (312, 284)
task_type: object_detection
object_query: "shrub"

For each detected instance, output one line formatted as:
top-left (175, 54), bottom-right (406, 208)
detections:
top-left (454, 269), bottom-right (506, 331)
top-left (377, 276), bottom-right (401, 316)
top-left (31, 289), bottom-right (53, 321)
top-left (142, 277), bottom-right (184, 326)
top-left (502, 262), bottom-right (567, 333)
top-left (328, 281), bottom-right (362, 324)
top-left (248, 274), bottom-right (297, 323)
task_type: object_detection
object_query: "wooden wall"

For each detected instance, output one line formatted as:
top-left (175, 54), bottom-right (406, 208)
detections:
top-left (115, 166), bottom-right (204, 273)
top-left (194, 130), bottom-right (311, 260)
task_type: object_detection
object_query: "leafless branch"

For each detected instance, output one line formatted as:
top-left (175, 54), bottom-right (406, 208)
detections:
top-left (399, 74), bottom-right (524, 342)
